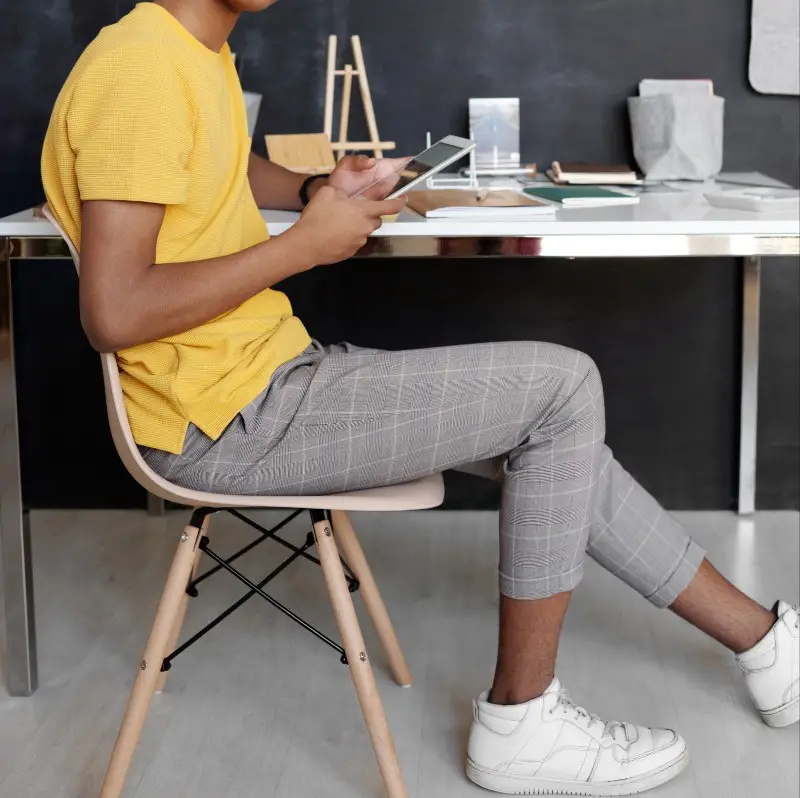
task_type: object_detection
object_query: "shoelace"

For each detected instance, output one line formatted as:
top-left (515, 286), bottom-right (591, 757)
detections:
top-left (553, 690), bottom-right (628, 742)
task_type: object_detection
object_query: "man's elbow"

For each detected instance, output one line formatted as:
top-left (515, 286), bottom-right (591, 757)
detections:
top-left (80, 308), bottom-right (130, 353)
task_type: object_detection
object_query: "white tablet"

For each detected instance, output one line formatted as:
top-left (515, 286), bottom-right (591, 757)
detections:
top-left (355, 135), bottom-right (476, 199)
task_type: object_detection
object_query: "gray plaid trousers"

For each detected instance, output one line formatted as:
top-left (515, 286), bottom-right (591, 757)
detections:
top-left (142, 341), bottom-right (704, 605)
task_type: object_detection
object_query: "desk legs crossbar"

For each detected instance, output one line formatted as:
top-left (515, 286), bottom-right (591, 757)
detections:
top-left (159, 508), bottom-right (360, 674)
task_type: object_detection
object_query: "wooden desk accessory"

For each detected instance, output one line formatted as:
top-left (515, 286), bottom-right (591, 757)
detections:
top-left (265, 36), bottom-right (395, 174)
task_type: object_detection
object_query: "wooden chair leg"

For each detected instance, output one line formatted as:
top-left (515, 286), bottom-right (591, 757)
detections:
top-left (331, 510), bottom-right (413, 687)
top-left (99, 521), bottom-right (205, 798)
top-left (313, 515), bottom-right (407, 798)
top-left (154, 515), bottom-right (209, 693)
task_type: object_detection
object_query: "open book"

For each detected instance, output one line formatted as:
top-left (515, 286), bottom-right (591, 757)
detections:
top-left (406, 189), bottom-right (555, 219)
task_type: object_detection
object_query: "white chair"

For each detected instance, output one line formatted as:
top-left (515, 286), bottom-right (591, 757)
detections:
top-left (42, 206), bottom-right (444, 798)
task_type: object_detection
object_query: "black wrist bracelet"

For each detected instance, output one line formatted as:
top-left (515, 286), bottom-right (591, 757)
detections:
top-left (299, 174), bottom-right (326, 207)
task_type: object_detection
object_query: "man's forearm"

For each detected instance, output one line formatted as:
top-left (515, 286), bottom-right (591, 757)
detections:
top-left (82, 230), bottom-right (312, 352)
top-left (248, 152), bottom-right (326, 210)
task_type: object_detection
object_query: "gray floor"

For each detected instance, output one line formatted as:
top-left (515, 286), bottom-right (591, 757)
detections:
top-left (0, 509), bottom-right (798, 798)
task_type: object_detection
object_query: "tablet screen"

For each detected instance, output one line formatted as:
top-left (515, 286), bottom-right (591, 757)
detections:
top-left (396, 141), bottom-right (467, 187)
top-left (353, 140), bottom-right (471, 198)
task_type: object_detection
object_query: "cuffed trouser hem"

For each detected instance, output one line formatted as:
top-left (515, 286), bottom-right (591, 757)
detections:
top-left (644, 540), bottom-right (706, 609)
top-left (499, 563), bottom-right (585, 600)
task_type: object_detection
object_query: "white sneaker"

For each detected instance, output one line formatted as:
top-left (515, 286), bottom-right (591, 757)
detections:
top-left (736, 601), bottom-right (799, 728)
top-left (466, 677), bottom-right (689, 796)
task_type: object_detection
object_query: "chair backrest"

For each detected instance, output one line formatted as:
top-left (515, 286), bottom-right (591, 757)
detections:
top-left (42, 204), bottom-right (190, 504)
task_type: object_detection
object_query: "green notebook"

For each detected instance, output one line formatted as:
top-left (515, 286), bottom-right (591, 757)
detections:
top-left (524, 186), bottom-right (640, 207)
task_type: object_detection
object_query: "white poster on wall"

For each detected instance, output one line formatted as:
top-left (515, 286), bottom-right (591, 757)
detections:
top-left (749, 0), bottom-right (800, 95)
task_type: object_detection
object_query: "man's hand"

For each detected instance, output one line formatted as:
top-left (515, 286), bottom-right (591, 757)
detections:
top-left (284, 186), bottom-right (406, 265)
top-left (247, 152), bottom-right (409, 209)
top-left (327, 154), bottom-right (410, 200)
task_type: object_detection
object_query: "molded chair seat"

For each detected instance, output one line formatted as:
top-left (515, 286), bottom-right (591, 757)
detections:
top-left (103, 333), bottom-right (444, 510)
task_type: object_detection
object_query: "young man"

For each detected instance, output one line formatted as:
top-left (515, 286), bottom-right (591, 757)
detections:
top-left (42, 1), bottom-right (798, 795)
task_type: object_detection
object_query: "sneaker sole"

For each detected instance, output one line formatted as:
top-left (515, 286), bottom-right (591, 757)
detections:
top-left (465, 750), bottom-right (690, 796)
top-left (762, 695), bottom-right (800, 728)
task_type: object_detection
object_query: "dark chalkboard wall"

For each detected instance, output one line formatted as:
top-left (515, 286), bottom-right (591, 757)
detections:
top-left (3, 0), bottom-right (799, 212)
top-left (2, 0), bottom-right (799, 509)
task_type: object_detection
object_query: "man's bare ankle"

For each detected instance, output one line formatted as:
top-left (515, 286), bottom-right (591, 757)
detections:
top-left (731, 604), bottom-right (780, 654)
top-left (489, 678), bottom-right (552, 706)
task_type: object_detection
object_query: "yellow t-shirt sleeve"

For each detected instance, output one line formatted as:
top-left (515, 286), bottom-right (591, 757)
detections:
top-left (68, 46), bottom-right (193, 206)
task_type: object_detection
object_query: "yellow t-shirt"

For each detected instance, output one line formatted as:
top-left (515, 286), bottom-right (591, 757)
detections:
top-left (41, 2), bottom-right (311, 454)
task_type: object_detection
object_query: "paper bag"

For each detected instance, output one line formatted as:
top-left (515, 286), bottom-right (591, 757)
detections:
top-left (628, 94), bottom-right (725, 181)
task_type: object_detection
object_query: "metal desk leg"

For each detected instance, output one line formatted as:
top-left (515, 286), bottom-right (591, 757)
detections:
top-left (738, 255), bottom-right (761, 516)
top-left (0, 237), bottom-right (38, 695)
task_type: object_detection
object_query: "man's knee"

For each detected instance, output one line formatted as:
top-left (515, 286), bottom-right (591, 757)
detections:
top-left (503, 341), bottom-right (605, 423)
top-left (541, 344), bottom-right (603, 402)
top-left (574, 350), bottom-right (603, 395)
top-left (527, 342), bottom-right (601, 387)
top-left (543, 346), bottom-right (605, 431)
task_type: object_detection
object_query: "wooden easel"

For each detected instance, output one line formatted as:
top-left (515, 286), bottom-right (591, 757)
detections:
top-left (324, 35), bottom-right (395, 160)
top-left (265, 36), bottom-right (396, 174)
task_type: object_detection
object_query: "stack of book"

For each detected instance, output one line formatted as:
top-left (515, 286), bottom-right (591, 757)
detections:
top-left (548, 162), bottom-right (640, 186)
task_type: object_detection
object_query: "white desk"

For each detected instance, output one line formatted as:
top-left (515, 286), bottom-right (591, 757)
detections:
top-left (1, 183), bottom-right (799, 697)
